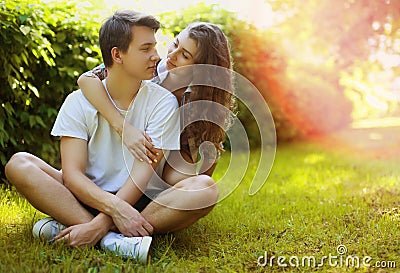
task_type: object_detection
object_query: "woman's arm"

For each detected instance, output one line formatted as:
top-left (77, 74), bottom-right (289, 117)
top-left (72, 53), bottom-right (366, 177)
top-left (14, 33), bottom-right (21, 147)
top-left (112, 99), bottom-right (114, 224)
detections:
top-left (77, 71), bottom-right (158, 163)
top-left (162, 150), bottom-right (217, 187)
top-left (200, 161), bottom-right (217, 176)
top-left (77, 73), bottom-right (124, 135)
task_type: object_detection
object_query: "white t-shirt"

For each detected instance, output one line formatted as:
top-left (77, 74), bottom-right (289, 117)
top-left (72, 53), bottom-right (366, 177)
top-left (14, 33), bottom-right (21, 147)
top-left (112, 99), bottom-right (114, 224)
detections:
top-left (51, 80), bottom-right (180, 193)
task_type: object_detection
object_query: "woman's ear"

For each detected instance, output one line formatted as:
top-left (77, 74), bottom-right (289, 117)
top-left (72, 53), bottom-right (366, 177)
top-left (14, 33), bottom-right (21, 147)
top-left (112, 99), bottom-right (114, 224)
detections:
top-left (111, 47), bottom-right (123, 64)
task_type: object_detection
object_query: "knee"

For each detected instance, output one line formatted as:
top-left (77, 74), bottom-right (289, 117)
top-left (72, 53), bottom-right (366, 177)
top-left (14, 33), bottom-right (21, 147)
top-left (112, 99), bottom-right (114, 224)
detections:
top-left (178, 175), bottom-right (219, 207)
top-left (5, 152), bottom-right (35, 183)
top-left (192, 175), bottom-right (219, 215)
top-left (197, 175), bottom-right (219, 204)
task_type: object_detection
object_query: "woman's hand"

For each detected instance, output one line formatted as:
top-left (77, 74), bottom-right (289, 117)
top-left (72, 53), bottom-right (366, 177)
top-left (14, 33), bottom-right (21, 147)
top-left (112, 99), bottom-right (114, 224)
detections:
top-left (122, 122), bottom-right (159, 163)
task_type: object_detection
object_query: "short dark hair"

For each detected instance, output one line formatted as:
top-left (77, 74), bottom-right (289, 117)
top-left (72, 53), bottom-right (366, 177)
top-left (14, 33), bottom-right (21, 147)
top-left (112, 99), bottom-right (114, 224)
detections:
top-left (99, 10), bottom-right (160, 67)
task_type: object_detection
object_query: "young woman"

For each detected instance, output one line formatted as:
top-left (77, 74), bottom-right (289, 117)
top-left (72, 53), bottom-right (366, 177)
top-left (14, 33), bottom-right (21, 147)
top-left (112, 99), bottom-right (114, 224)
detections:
top-left (78, 22), bottom-right (236, 186)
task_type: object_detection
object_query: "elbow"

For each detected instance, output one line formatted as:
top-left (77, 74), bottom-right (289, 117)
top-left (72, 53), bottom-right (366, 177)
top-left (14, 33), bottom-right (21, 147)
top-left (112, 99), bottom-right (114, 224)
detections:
top-left (77, 74), bottom-right (84, 88)
top-left (61, 170), bottom-right (77, 191)
top-left (77, 72), bottom-right (94, 89)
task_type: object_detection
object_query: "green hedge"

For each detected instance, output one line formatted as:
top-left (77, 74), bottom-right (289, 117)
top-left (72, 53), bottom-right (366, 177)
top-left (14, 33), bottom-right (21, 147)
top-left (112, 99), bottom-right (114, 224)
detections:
top-left (0, 0), bottom-right (101, 182)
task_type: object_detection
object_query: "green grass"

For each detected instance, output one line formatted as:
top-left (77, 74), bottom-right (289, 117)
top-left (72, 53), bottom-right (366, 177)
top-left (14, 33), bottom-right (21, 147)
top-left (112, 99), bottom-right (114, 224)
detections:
top-left (1, 142), bottom-right (400, 272)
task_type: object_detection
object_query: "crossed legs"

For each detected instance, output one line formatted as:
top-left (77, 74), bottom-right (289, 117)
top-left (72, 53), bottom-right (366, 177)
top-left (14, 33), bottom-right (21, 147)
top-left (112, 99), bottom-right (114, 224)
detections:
top-left (142, 175), bottom-right (219, 234)
top-left (4, 152), bottom-right (94, 226)
top-left (5, 152), bottom-right (219, 237)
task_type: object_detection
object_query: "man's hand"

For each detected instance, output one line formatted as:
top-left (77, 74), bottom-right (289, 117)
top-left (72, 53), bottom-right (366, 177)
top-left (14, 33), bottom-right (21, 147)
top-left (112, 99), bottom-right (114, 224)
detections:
top-left (111, 198), bottom-right (153, 237)
top-left (54, 222), bottom-right (107, 248)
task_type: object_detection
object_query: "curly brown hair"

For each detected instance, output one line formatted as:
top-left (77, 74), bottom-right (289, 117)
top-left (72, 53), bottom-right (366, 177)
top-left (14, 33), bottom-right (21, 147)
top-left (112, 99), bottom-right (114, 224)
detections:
top-left (182, 22), bottom-right (237, 161)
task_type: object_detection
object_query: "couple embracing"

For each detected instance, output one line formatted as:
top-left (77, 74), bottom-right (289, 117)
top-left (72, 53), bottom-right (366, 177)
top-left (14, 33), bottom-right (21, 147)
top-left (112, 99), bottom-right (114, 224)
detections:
top-left (5, 9), bottom-right (236, 263)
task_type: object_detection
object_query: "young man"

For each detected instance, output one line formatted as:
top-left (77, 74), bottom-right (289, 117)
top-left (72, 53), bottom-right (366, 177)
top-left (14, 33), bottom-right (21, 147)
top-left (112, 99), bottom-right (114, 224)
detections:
top-left (5, 10), bottom-right (179, 263)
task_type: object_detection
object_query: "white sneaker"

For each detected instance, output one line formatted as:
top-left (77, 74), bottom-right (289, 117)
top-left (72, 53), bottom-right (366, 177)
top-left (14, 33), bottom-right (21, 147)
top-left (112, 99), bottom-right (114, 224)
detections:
top-left (32, 217), bottom-right (66, 243)
top-left (100, 232), bottom-right (152, 264)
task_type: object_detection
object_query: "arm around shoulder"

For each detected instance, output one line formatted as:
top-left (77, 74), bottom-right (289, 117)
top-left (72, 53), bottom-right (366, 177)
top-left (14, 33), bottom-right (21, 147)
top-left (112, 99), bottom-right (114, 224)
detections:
top-left (77, 72), bottom-right (157, 162)
top-left (77, 71), bottom-right (125, 136)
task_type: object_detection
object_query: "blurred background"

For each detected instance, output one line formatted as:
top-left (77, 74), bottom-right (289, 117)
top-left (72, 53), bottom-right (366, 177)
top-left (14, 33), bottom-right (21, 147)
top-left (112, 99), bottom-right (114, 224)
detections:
top-left (1, 0), bottom-right (399, 182)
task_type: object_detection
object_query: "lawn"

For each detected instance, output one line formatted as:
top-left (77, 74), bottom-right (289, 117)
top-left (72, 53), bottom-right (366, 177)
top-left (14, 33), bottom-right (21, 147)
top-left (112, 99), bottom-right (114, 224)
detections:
top-left (1, 142), bottom-right (399, 272)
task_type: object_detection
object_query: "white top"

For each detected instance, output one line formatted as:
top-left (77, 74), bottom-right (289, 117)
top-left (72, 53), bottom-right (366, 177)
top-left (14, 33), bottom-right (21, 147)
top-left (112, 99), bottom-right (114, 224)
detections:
top-left (51, 80), bottom-right (180, 192)
top-left (155, 59), bottom-right (168, 84)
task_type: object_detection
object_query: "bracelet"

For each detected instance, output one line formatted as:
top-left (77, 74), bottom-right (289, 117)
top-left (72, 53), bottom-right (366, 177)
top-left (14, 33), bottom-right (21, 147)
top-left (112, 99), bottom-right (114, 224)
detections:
top-left (82, 71), bottom-right (98, 78)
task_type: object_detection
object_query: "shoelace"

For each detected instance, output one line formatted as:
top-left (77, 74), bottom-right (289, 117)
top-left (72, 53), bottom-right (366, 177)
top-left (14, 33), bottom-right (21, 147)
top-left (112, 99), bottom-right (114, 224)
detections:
top-left (47, 221), bottom-right (65, 243)
top-left (115, 235), bottom-right (141, 256)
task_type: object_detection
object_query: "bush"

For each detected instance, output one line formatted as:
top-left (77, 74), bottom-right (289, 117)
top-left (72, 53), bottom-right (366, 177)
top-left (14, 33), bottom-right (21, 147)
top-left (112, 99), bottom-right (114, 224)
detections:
top-left (0, 0), bottom-right (101, 182)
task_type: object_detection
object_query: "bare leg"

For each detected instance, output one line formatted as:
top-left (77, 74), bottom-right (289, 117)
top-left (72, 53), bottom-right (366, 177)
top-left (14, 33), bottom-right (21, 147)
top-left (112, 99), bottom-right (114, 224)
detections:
top-left (5, 152), bottom-right (94, 226)
top-left (141, 175), bottom-right (218, 234)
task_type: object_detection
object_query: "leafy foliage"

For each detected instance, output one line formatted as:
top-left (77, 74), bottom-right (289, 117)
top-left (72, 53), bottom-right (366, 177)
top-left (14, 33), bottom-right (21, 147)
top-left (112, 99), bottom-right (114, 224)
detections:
top-left (0, 0), bottom-right (101, 182)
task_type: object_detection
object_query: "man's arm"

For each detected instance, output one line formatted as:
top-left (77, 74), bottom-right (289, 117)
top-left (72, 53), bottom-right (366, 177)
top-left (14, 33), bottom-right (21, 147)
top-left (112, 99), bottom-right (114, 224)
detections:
top-left (60, 136), bottom-right (122, 217)
top-left (105, 89), bottom-right (180, 235)
top-left (109, 149), bottom-right (164, 236)
top-left (61, 136), bottom-right (164, 238)
top-left (75, 148), bottom-right (164, 238)
top-left (59, 137), bottom-right (155, 240)
top-left (58, 136), bottom-right (116, 246)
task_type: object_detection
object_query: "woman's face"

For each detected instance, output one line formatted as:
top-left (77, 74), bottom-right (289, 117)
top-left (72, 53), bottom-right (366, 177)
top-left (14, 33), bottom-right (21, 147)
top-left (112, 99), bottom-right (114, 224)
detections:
top-left (166, 29), bottom-right (198, 70)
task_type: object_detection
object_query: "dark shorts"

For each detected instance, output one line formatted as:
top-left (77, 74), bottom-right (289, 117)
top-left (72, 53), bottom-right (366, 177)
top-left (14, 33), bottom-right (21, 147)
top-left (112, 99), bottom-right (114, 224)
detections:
top-left (81, 190), bottom-right (162, 216)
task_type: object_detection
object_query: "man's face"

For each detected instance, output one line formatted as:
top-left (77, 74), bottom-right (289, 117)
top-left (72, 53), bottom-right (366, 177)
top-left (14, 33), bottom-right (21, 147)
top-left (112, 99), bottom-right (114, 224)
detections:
top-left (120, 26), bottom-right (159, 80)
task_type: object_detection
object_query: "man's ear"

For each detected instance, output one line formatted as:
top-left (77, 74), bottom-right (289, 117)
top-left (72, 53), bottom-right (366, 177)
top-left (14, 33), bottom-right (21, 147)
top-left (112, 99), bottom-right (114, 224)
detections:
top-left (111, 47), bottom-right (123, 64)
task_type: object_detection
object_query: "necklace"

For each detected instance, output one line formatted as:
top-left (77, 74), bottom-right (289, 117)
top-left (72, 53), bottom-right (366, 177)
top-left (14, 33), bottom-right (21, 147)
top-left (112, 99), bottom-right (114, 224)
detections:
top-left (104, 79), bottom-right (141, 115)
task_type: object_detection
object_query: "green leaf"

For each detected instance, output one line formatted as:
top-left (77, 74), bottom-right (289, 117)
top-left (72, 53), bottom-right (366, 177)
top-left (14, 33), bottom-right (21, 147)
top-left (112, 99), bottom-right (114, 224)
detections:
top-left (0, 153), bottom-right (6, 165)
top-left (20, 112), bottom-right (29, 123)
top-left (39, 48), bottom-right (55, 66)
top-left (35, 116), bottom-right (46, 128)
top-left (3, 102), bottom-right (15, 116)
top-left (29, 115), bottom-right (35, 128)
top-left (28, 83), bottom-right (40, 98)
top-left (19, 25), bottom-right (31, 35)
top-left (21, 53), bottom-right (29, 66)
top-left (0, 133), bottom-right (4, 147)
top-left (84, 47), bottom-right (92, 54)
top-left (52, 44), bottom-right (63, 55)
top-left (18, 14), bottom-right (29, 23)
top-left (1, 21), bottom-right (11, 27)
top-left (10, 136), bottom-right (17, 146)
top-left (56, 32), bottom-right (66, 43)
top-left (31, 48), bottom-right (39, 59)
top-left (85, 56), bottom-right (99, 69)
